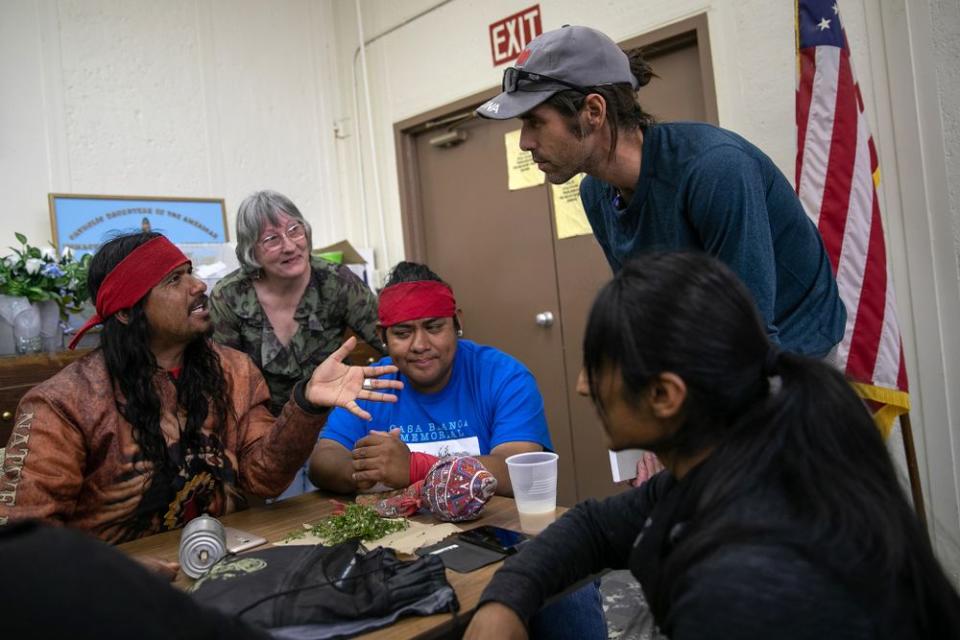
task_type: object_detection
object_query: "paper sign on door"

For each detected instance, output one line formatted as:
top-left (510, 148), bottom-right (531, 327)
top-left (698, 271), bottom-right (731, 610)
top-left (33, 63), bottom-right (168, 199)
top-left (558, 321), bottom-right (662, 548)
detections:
top-left (504, 129), bottom-right (545, 190)
top-left (551, 174), bottom-right (592, 239)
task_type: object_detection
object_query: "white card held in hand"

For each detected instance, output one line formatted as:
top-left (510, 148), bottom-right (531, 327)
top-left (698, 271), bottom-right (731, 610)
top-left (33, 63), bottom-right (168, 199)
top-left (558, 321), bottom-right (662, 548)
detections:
top-left (609, 449), bottom-right (646, 483)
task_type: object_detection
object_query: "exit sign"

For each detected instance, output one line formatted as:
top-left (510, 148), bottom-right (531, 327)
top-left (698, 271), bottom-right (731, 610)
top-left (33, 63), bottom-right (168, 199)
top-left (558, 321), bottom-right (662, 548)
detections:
top-left (489, 5), bottom-right (542, 66)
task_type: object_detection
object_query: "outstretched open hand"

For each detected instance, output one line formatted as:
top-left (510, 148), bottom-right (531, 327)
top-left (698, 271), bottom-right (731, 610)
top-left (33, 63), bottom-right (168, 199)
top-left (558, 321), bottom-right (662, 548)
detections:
top-left (304, 336), bottom-right (403, 420)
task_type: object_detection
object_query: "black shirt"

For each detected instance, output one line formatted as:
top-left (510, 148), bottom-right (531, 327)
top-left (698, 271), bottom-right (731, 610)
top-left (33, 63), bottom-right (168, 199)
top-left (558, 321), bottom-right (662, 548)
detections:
top-left (480, 471), bottom-right (916, 639)
top-left (0, 520), bottom-right (269, 639)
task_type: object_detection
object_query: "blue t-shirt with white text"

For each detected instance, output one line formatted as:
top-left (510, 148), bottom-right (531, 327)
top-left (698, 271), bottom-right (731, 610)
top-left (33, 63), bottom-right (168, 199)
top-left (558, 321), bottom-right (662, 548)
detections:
top-left (319, 339), bottom-right (553, 457)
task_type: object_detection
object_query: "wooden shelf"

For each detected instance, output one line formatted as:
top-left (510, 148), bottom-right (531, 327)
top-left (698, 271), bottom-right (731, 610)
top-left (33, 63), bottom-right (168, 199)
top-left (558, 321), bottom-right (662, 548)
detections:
top-left (0, 349), bottom-right (91, 445)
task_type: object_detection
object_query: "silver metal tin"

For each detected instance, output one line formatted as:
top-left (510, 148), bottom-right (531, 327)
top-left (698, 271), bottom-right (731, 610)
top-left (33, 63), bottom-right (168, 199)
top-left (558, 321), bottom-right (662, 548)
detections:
top-left (178, 514), bottom-right (227, 579)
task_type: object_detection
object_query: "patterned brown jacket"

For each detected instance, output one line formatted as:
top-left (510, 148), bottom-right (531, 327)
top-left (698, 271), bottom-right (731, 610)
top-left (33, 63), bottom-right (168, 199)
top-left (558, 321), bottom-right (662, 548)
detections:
top-left (0, 343), bottom-right (328, 544)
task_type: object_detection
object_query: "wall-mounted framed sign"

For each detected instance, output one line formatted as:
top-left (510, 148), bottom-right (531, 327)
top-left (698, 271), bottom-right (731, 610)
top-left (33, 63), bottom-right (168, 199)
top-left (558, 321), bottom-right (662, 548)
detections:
top-left (49, 193), bottom-right (229, 255)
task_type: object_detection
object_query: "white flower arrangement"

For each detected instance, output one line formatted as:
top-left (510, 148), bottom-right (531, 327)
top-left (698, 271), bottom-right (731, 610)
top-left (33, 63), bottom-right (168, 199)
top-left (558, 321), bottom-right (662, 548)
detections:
top-left (0, 233), bottom-right (92, 319)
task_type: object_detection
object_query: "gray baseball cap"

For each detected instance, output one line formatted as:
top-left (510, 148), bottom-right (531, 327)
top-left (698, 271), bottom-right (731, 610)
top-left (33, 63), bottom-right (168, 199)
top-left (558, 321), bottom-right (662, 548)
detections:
top-left (476, 25), bottom-right (637, 120)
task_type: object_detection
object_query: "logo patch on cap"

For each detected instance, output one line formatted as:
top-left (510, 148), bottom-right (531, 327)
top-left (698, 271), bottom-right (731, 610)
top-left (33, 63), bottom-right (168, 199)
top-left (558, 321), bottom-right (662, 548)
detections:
top-left (483, 102), bottom-right (500, 114)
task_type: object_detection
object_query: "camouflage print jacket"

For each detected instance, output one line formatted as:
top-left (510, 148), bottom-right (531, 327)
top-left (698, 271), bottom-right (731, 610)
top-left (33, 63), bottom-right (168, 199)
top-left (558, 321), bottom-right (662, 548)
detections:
top-left (209, 258), bottom-right (383, 415)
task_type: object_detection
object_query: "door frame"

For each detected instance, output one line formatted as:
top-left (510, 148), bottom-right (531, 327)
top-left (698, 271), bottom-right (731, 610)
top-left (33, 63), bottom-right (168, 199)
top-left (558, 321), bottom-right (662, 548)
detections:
top-left (394, 13), bottom-right (718, 260)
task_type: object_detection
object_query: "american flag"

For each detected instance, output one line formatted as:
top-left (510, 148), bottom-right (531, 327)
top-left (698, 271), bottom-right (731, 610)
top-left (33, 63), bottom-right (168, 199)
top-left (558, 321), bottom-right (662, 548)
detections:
top-left (795, 0), bottom-right (909, 437)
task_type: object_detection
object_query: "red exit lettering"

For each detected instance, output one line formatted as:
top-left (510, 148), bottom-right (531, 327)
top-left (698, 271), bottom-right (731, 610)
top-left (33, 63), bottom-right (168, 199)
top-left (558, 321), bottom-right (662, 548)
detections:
top-left (489, 5), bottom-right (542, 66)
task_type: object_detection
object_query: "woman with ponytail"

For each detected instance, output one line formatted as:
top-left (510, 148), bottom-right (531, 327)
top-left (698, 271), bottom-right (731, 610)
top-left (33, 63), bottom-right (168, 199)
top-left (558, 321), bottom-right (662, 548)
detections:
top-left (466, 252), bottom-right (959, 640)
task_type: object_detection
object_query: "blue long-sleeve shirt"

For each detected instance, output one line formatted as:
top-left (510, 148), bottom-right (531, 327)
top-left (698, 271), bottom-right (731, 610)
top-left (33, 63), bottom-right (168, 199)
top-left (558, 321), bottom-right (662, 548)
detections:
top-left (580, 122), bottom-right (845, 357)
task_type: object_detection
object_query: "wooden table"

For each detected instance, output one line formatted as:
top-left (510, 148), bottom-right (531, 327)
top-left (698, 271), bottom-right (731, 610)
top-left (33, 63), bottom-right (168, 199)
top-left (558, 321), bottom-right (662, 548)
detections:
top-left (119, 492), bottom-right (562, 639)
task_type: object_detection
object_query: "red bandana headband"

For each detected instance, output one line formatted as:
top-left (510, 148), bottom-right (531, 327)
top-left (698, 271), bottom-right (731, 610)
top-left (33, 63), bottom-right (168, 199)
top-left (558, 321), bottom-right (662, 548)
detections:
top-left (378, 280), bottom-right (456, 327)
top-left (68, 236), bottom-right (190, 349)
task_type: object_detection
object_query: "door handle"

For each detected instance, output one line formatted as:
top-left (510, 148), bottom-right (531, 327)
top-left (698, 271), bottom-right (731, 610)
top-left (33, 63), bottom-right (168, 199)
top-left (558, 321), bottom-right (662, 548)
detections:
top-left (535, 311), bottom-right (554, 327)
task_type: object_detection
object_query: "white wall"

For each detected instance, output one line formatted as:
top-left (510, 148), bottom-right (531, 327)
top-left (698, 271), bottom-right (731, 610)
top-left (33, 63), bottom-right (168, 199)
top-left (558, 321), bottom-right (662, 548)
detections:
top-left (891, 0), bottom-right (960, 581)
top-left (331, 0), bottom-right (960, 579)
top-left (929, 2), bottom-right (960, 563)
top-left (930, 0), bottom-right (960, 262)
top-left (0, 0), bottom-right (347, 252)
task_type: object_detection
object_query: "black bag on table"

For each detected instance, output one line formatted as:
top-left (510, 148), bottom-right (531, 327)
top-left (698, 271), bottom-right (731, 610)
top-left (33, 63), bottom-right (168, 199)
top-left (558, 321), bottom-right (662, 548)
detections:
top-left (188, 540), bottom-right (458, 639)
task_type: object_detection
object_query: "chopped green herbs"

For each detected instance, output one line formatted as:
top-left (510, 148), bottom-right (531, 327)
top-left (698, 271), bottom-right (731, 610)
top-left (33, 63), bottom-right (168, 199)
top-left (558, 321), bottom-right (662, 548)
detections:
top-left (284, 503), bottom-right (408, 545)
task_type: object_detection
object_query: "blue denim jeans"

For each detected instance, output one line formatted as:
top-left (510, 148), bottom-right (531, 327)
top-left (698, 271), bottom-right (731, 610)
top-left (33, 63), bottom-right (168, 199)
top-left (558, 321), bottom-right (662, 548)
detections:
top-left (529, 581), bottom-right (607, 640)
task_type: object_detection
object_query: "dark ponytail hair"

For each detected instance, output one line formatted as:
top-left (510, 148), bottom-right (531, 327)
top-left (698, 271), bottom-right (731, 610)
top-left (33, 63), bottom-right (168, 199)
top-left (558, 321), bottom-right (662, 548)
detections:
top-left (543, 47), bottom-right (656, 156)
top-left (626, 47), bottom-right (656, 88)
top-left (584, 252), bottom-right (768, 458)
top-left (583, 252), bottom-right (960, 635)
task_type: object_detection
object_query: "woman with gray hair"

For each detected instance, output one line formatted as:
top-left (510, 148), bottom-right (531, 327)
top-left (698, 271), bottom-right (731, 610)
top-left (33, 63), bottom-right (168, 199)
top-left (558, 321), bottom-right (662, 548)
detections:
top-left (209, 190), bottom-right (383, 416)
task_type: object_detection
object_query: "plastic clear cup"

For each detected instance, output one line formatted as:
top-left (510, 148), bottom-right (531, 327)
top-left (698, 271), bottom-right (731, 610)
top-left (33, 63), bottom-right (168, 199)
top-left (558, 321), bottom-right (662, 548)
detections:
top-left (506, 451), bottom-right (559, 517)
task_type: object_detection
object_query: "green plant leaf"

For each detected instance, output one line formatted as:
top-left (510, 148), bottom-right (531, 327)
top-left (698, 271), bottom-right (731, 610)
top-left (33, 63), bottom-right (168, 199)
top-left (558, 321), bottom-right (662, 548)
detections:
top-left (282, 503), bottom-right (408, 545)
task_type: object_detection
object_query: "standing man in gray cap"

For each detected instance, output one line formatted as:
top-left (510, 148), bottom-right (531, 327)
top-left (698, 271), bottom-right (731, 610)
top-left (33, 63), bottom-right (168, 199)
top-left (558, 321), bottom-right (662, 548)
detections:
top-left (478, 25), bottom-right (845, 360)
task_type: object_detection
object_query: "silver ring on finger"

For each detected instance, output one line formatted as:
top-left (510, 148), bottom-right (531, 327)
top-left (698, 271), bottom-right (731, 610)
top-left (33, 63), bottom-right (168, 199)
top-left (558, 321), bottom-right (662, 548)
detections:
top-left (362, 378), bottom-right (373, 391)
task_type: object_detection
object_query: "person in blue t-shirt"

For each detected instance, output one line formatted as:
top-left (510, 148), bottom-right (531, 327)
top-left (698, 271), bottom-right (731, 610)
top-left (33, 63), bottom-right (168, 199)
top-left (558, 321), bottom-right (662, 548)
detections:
top-left (307, 261), bottom-right (608, 640)
top-left (477, 25), bottom-right (846, 359)
top-left (308, 261), bottom-right (552, 495)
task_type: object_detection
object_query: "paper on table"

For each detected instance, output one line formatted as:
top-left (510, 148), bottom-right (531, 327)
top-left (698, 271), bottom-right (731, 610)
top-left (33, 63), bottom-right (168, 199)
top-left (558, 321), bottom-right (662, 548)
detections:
top-left (277, 520), bottom-right (463, 557)
top-left (370, 521), bottom-right (462, 556)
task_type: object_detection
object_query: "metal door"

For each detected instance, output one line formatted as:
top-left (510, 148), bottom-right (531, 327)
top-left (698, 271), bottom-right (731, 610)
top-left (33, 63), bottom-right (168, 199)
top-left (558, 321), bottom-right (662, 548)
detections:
top-left (413, 116), bottom-right (578, 505)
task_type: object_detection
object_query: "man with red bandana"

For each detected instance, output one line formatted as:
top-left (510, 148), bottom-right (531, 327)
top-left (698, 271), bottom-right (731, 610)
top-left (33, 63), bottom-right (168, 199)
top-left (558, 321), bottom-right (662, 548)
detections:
top-left (308, 261), bottom-right (552, 496)
top-left (0, 232), bottom-right (401, 546)
top-left (308, 261), bottom-right (607, 640)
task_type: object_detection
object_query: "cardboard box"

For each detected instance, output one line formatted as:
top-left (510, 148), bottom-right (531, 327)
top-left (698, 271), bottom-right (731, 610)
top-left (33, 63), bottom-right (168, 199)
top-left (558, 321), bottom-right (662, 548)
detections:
top-left (313, 240), bottom-right (373, 287)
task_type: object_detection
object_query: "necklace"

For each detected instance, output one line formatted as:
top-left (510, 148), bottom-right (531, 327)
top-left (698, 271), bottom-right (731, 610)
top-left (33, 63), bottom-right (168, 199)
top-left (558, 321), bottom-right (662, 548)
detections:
top-left (612, 189), bottom-right (627, 209)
